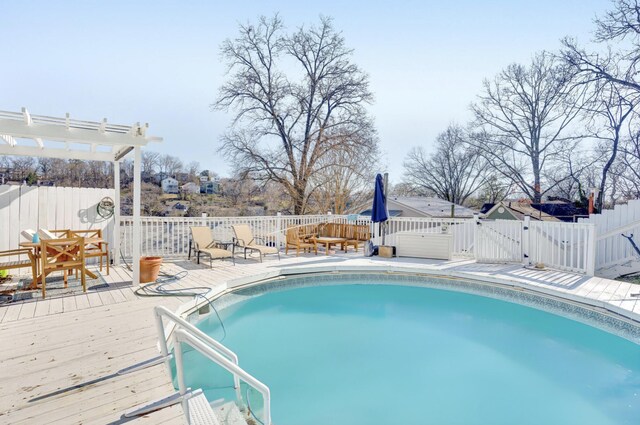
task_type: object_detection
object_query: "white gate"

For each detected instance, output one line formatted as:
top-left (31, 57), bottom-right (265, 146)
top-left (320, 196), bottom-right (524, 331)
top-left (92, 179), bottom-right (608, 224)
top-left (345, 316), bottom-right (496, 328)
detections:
top-left (475, 219), bottom-right (522, 263)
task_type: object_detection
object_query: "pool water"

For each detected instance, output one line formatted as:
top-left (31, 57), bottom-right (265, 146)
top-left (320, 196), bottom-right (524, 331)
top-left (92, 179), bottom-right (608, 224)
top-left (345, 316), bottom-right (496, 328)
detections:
top-left (178, 282), bottom-right (640, 425)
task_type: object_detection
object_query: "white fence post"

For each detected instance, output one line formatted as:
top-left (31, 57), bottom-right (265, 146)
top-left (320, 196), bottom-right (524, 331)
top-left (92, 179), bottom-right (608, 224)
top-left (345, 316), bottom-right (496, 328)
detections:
top-left (473, 213), bottom-right (480, 261)
top-left (276, 212), bottom-right (282, 249)
top-left (587, 223), bottom-right (597, 276)
top-left (522, 215), bottom-right (530, 266)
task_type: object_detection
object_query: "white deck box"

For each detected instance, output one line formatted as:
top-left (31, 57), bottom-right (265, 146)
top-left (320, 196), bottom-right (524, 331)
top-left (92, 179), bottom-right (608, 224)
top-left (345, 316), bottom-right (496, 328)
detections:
top-left (395, 232), bottom-right (453, 260)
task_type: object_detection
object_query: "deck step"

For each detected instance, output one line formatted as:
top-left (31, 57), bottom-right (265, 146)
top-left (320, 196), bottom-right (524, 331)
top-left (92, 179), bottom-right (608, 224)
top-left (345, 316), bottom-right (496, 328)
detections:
top-left (186, 390), bottom-right (221, 425)
top-left (213, 401), bottom-right (249, 425)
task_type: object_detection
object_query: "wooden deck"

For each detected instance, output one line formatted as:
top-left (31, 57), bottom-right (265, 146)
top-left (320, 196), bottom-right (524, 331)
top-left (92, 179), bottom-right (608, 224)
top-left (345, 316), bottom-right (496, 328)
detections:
top-left (0, 252), bottom-right (639, 425)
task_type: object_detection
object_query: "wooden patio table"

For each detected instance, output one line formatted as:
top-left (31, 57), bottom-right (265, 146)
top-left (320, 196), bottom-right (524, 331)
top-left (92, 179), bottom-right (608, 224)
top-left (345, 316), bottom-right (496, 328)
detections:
top-left (20, 238), bottom-right (104, 288)
top-left (312, 236), bottom-right (347, 255)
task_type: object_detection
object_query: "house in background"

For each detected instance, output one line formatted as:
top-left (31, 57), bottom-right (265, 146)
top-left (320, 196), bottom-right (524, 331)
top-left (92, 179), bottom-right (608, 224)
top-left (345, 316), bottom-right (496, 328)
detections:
top-left (200, 180), bottom-right (220, 195)
top-left (161, 177), bottom-right (179, 194)
top-left (181, 182), bottom-right (200, 194)
top-left (359, 196), bottom-right (477, 218)
top-left (480, 200), bottom-right (588, 222)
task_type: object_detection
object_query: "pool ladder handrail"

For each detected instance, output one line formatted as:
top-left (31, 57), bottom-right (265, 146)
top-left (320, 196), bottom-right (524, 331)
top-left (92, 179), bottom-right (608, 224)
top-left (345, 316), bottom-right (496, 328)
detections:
top-left (153, 306), bottom-right (272, 425)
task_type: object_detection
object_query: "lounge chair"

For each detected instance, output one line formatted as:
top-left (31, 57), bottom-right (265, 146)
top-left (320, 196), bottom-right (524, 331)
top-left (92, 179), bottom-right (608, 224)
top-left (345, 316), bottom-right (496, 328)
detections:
top-left (190, 226), bottom-right (234, 267)
top-left (232, 224), bottom-right (280, 262)
top-left (285, 226), bottom-right (318, 256)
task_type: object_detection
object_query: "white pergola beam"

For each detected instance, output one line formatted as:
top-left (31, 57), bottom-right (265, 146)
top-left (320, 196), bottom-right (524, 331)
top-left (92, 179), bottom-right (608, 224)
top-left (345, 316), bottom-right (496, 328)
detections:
top-left (99, 118), bottom-right (107, 133)
top-left (0, 144), bottom-right (116, 162)
top-left (0, 118), bottom-right (151, 148)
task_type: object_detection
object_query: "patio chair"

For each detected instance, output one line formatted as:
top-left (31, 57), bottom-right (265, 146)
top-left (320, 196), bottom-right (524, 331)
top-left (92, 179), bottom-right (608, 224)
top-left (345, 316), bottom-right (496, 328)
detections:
top-left (190, 226), bottom-right (234, 267)
top-left (68, 229), bottom-right (110, 274)
top-left (232, 224), bottom-right (280, 262)
top-left (40, 237), bottom-right (86, 299)
top-left (285, 226), bottom-right (318, 256)
top-left (343, 224), bottom-right (370, 252)
top-left (0, 249), bottom-right (37, 292)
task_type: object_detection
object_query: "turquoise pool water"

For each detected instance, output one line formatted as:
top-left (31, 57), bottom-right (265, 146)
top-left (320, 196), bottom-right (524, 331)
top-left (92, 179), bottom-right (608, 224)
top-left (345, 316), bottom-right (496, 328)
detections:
top-left (178, 281), bottom-right (640, 425)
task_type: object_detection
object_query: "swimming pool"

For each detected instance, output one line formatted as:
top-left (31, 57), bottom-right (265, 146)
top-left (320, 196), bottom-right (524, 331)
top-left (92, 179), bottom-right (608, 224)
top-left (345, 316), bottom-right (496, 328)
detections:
top-left (176, 275), bottom-right (640, 425)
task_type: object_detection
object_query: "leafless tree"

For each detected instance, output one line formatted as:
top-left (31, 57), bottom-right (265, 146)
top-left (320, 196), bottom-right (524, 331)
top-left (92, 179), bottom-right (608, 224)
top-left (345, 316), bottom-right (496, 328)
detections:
top-left (582, 80), bottom-right (638, 210)
top-left (307, 134), bottom-right (379, 214)
top-left (141, 151), bottom-right (160, 175)
top-left (617, 125), bottom-right (640, 198)
top-left (470, 52), bottom-right (588, 203)
top-left (186, 161), bottom-right (200, 182)
top-left (157, 154), bottom-right (183, 177)
top-left (215, 15), bottom-right (376, 214)
top-left (477, 174), bottom-right (515, 204)
top-left (562, 0), bottom-right (640, 95)
top-left (403, 124), bottom-right (486, 205)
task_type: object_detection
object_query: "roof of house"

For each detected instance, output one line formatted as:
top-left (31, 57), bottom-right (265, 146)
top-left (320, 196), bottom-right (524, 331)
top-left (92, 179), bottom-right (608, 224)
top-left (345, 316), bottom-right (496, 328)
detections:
top-left (387, 196), bottom-right (478, 218)
top-left (482, 200), bottom-right (588, 222)
top-left (484, 201), bottom-right (560, 221)
top-left (359, 209), bottom-right (403, 217)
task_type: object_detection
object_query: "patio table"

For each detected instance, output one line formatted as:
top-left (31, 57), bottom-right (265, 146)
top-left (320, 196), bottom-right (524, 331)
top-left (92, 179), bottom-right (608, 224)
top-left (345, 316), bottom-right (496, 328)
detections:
top-left (312, 236), bottom-right (348, 255)
top-left (20, 237), bottom-right (104, 288)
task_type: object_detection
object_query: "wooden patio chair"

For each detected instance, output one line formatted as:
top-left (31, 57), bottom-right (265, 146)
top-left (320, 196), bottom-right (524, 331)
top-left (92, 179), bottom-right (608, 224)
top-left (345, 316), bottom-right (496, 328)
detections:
top-left (343, 224), bottom-right (370, 252)
top-left (68, 229), bottom-right (110, 274)
top-left (40, 237), bottom-right (85, 299)
top-left (232, 224), bottom-right (280, 262)
top-left (190, 226), bottom-right (234, 267)
top-left (0, 249), bottom-right (37, 292)
top-left (285, 227), bottom-right (318, 256)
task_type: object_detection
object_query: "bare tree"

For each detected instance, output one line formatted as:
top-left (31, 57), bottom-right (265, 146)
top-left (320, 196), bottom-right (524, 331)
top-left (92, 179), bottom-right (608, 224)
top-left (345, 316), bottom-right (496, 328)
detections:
top-left (141, 151), bottom-right (160, 175)
top-left (403, 124), bottom-right (486, 205)
top-left (476, 174), bottom-right (514, 204)
top-left (157, 154), bottom-right (183, 177)
top-left (470, 52), bottom-right (588, 203)
top-left (562, 0), bottom-right (640, 95)
top-left (10, 157), bottom-right (36, 181)
top-left (582, 80), bottom-right (638, 210)
top-left (215, 15), bottom-right (376, 214)
top-left (186, 161), bottom-right (200, 182)
top-left (618, 125), bottom-right (640, 198)
top-left (307, 133), bottom-right (379, 214)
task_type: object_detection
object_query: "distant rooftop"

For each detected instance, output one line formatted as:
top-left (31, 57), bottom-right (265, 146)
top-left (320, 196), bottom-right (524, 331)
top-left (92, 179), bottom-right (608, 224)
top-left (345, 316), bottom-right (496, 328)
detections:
top-left (388, 196), bottom-right (477, 218)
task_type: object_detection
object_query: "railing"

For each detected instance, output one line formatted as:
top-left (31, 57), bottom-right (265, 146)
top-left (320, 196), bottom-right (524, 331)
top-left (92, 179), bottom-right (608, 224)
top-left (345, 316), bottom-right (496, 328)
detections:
top-left (154, 306), bottom-right (271, 424)
top-left (119, 214), bottom-right (596, 275)
top-left (154, 307), bottom-right (242, 402)
top-left (174, 329), bottom-right (272, 425)
top-left (120, 214), bottom-right (476, 258)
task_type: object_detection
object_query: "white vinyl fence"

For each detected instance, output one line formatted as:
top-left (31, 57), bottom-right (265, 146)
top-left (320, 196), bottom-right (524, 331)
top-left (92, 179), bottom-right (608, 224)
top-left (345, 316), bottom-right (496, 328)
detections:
top-left (118, 214), bottom-right (595, 274)
top-left (579, 199), bottom-right (640, 271)
top-left (119, 215), bottom-right (478, 259)
top-left (0, 184), bottom-right (115, 258)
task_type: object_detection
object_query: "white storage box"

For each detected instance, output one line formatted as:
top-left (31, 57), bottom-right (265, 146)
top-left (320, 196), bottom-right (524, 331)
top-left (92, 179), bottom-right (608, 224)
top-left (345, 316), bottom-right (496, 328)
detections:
top-left (396, 232), bottom-right (453, 260)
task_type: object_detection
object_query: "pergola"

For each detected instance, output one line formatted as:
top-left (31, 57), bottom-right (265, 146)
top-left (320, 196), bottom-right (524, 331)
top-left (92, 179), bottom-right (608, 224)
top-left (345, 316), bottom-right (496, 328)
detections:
top-left (0, 108), bottom-right (162, 284)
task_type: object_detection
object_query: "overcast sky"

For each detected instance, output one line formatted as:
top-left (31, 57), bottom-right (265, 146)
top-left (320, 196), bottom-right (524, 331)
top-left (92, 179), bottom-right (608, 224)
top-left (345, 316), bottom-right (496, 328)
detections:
top-left (1, 0), bottom-right (610, 182)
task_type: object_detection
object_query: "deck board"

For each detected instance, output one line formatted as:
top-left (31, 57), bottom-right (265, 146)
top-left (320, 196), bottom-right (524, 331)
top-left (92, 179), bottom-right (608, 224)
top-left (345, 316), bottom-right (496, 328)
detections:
top-left (0, 253), bottom-right (638, 424)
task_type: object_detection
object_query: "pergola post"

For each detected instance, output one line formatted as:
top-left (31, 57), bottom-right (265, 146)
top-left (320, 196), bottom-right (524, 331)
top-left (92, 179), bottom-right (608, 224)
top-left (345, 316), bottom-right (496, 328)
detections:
top-left (132, 146), bottom-right (142, 284)
top-left (113, 160), bottom-right (121, 266)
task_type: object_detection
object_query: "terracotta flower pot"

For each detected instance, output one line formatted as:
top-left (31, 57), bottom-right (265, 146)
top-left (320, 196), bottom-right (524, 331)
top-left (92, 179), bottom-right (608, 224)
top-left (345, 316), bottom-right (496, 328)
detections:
top-left (140, 256), bottom-right (163, 283)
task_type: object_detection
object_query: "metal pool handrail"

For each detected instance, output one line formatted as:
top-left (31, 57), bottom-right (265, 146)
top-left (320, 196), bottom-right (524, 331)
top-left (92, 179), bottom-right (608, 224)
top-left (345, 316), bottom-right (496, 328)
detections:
top-left (174, 328), bottom-right (272, 425)
top-left (153, 306), bottom-right (243, 405)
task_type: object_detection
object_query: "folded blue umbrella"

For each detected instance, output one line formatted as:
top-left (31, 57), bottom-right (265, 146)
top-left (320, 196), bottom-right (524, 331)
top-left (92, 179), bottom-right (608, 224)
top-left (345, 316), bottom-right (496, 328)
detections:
top-left (371, 174), bottom-right (388, 223)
